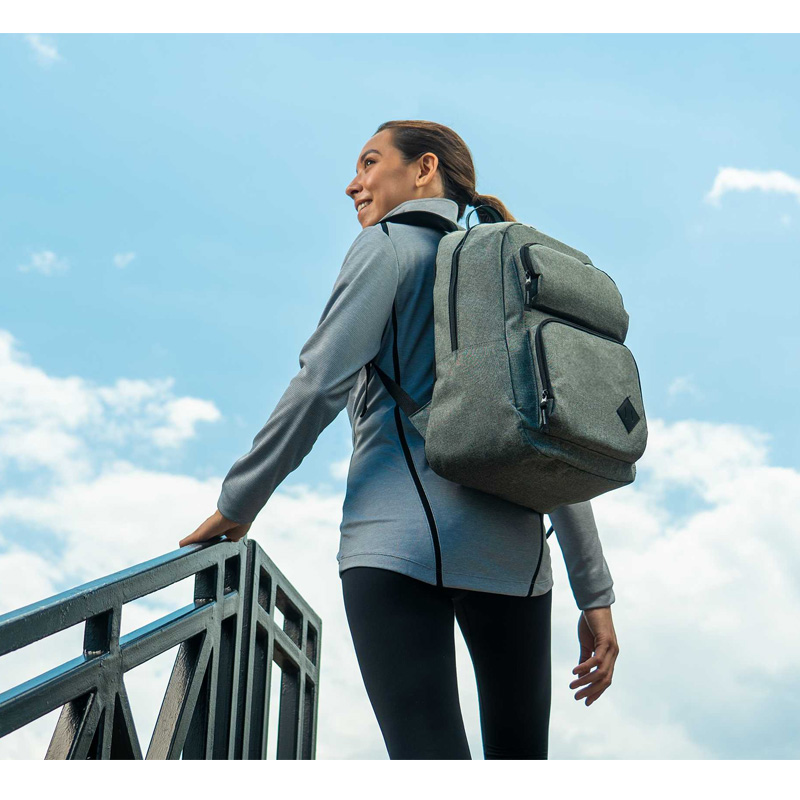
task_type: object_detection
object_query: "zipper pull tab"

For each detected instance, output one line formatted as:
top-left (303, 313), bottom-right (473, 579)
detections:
top-left (524, 273), bottom-right (532, 308)
top-left (539, 389), bottom-right (550, 427)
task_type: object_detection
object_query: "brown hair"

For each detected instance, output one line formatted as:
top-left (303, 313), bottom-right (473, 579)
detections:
top-left (375, 120), bottom-right (516, 224)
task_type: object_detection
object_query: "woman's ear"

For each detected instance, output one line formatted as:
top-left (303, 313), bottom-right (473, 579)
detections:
top-left (415, 152), bottom-right (440, 188)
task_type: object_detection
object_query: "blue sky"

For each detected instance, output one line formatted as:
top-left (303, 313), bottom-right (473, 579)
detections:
top-left (1, 33), bottom-right (799, 760)
top-left (2, 34), bottom-right (799, 481)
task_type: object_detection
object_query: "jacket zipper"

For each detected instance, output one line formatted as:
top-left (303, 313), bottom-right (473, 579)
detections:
top-left (381, 221), bottom-right (444, 587)
top-left (533, 317), bottom-right (645, 429)
top-left (390, 302), bottom-right (443, 587)
top-left (526, 514), bottom-right (547, 597)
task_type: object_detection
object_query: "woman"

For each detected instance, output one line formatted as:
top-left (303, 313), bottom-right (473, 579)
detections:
top-left (179, 120), bottom-right (620, 760)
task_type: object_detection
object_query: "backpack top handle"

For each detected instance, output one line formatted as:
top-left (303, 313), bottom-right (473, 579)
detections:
top-left (466, 204), bottom-right (504, 229)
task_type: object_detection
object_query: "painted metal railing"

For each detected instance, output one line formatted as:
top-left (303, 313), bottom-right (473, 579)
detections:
top-left (0, 537), bottom-right (321, 759)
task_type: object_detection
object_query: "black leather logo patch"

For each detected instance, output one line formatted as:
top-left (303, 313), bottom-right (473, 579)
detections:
top-left (617, 396), bottom-right (641, 433)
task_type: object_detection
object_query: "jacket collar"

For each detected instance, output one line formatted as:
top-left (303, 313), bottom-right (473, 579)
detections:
top-left (377, 197), bottom-right (465, 232)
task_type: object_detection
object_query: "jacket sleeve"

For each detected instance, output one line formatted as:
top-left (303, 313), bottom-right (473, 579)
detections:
top-left (548, 500), bottom-right (616, 610)
top-left (216, 226), bottom-right (400, 525)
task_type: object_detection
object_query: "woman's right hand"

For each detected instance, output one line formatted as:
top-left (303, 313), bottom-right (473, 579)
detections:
top-left (569, 606), bottom-right (619, 706)
top-left (178, 509), bottom-right (251, 549)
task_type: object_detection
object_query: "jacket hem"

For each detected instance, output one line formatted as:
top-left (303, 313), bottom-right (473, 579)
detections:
top-left (576, 587), bottom-right (616, 610)
top-left (338, 552), bottom-right (555, 598)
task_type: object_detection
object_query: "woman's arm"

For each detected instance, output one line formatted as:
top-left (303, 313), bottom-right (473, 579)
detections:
top-left (548, 500), bottom-right (615, 610)
top-left (215, 226), bottom-right (400, 526)
top-left (549, 500), bottom-right (619, 706)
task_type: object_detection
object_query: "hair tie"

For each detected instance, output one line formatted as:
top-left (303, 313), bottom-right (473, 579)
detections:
top-left (471, 193), bottom-right (481, 206)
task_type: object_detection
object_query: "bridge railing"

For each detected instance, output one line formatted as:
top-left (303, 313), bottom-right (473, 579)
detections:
top-left (0, 537), bottom-right (321, 759)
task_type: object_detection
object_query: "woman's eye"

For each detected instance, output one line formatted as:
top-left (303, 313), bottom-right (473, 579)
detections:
top-left (365, 159), bottom-right (375, 167)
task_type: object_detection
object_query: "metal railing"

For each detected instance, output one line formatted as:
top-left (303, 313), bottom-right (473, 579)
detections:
top-left (0, 537), bottom-right (321, 759)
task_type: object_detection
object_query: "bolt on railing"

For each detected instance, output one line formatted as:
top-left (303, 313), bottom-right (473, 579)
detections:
top-left (0, 537), bottom-right (321, 759)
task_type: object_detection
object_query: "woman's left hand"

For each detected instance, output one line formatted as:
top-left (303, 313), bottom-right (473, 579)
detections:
top-left (570, 606), bottom-right (619, 706)
top-left (179, 509), bottom-right (252, 548)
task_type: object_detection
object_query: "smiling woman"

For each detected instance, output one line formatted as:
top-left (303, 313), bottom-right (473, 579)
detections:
top-left (181, 119), bottom-right (619, 759)
top-left (345, 122), bottom-right (515, 228)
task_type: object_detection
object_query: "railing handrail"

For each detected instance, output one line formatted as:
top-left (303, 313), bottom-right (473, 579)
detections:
top-left (0, 536), bottom-right (322, 759)
top-left (0, 540), bottom-right (236, 657)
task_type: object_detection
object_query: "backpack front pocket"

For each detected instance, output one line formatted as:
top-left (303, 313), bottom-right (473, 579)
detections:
top-left (531, 318), bottom-right (647, 462)
top-left (516, 243), bottom-right (630, 342)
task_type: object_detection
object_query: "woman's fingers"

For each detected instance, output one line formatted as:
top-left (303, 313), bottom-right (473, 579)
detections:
top-left (570, 666), bottom-right (608, 693)
top-left (223, 523), bottom-right (251, 543)
top-left (569, 642), bottom-right (618, 704)
top-left (179, 511), bottom-right (232, 548)
top-left (179, 512), bottom-right (252, 548)
top-left (179, 523), bottom-right (220, 548)
top-left (572, 654), bottom-right (601, 675)
top-left (570, 668), bottom-right (598, 689)
top-left (571, 645), bottom-right (608, 681)
top-left (571, 665), bottom-right (612, 703)
top-left (584, 686), bottom-right (606, 706)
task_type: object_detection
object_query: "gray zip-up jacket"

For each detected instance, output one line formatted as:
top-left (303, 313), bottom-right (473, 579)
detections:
top-left (217, 197), bottom-right (615, 609)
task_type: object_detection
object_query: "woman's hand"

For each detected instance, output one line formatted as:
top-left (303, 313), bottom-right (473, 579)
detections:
top-left (569, 606), bottom-right (619, 706)
top-left (178, 509), bottom-right (252, 548)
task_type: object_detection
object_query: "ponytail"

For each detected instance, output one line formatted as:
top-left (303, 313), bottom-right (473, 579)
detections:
top-left (377, 120), bottom-right (516, 223)
top-left (470, 192), bottom-right (516, 224)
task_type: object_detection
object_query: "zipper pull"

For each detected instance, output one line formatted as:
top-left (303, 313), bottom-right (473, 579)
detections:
top-left (520, 244), bottom-right (537, 309)
top-left (539, 389), bottom-right (550, 427)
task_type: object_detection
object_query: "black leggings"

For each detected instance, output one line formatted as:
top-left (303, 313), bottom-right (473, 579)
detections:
top-left (341, 566), bottom-right (552, 759)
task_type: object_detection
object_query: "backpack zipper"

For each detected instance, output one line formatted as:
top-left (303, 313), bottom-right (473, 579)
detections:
top-left (448, 228), bottom-right (477, 351)
top-left (532, 322), bottom-right (552, 430)
top-left (520, 243), bottom-right (539, 309)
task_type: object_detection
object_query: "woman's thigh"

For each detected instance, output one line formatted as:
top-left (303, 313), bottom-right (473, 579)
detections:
top-left (454, 588), bottom-right (552, 759)
top-left (340, 566), bottom-right (471, 760)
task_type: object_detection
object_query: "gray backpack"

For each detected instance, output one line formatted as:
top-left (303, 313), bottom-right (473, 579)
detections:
top-left (369, 206), bottom-right (648, 516)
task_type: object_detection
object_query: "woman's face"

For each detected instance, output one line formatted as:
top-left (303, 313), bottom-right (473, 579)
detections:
top-left (345, 129), bottom-right (442, 229)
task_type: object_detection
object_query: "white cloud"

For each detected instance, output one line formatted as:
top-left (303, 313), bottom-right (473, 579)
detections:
top-left (0, 327), bottom-right (799, 759)
top-left (150, 397), bottom-right (223, 448)
top-left (705, 167), bottom-right (800, 207)
top-left (329, 456), bottom-right (351, 479)
top-left (667, 375), bottom-right (703, 401)
top-left (113, 252), bottom-right (136, 269)
top-left (0, 331), bottom-right (221, 483)
top-left (17, 250), bottom-right (69, 276)
top-left (23, 34), bottom-right (61, 67)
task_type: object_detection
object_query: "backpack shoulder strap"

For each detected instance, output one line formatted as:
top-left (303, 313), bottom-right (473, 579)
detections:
top-left (371, 361), bottom-right (422, 419)
top-left (366, 220), bottom-right (425, 420)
